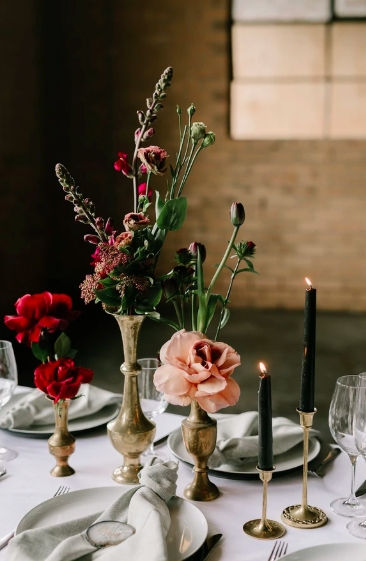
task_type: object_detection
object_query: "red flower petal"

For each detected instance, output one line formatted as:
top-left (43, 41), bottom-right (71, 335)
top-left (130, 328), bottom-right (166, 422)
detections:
top-left (3, 315), bottom-right (32, 332)
top-left (50, 294), bottom-right (73, 315)
top-left (15, 292), bottom-right (52, 320)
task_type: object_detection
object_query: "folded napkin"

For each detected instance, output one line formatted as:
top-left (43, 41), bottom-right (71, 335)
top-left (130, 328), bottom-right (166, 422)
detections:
top-left (0, 385), bottom-right (121, 429)
top-left (209, 411), bottom-right (316, 469)
top-left (7, 458), bottom-right (178, 561)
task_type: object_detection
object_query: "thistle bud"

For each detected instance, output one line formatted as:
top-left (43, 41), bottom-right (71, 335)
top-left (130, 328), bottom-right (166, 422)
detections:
top-left (187, 103), bottom-right (196, 117)
top-left (202, 131), bottom-right (215, 148)
top-left (230, 202), bottom-right (245, 226)
top-left (189, 242), bottom-right (206, 263)
top-left (190, 122), bottom-right (207, 142)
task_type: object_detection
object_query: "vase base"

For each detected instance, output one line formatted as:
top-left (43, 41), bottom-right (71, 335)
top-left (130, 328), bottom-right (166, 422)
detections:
top-left (50, 464), bottom-right (75, 477)
top-left (184, 479), bottom-right (220, 501)
top-left (112, 464), bottom-right (142, 485)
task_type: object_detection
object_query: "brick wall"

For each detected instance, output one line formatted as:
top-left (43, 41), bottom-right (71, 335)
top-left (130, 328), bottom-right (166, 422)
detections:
top-left (1, 0), bottom-right (366, 315)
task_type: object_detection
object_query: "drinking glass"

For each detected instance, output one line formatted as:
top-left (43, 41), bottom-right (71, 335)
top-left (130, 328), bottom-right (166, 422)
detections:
top-left (347, 374), bottom-right (366, 538)
top-left (328, 374), bottom-right (366, 517)
top-left (0, 341), bottom-right (18, 461)
top-left (138, 358), bottom-right (168, 456)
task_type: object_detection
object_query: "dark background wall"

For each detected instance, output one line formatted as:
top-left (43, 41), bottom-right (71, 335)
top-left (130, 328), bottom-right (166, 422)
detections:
top-left (1, 0), bottom-right (366, 384)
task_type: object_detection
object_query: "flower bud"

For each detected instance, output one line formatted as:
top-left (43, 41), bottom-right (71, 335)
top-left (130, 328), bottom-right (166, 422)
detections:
top-left (187, 103), bottom-right (196, 117)
top-left (230, 202), bottom-right (245, 226)
top-left (137, 110), bottom-right (145, 125)
top-left (84, 234), bottom-right (100, 244)
top-left (189, 242), bottom-right (206, 263)
top-left (202, 131), bottom-right (215, 148)
top-left (75, 214), bottom-right (88, 223)
top-left (142, 127), bottom-right (155, 141)
top-left (175, 248), bottom-right (191, 266)
top-left (190, 122), bottom-right (207, 142)
top-left (176, 105), bottom-right (182, 115)
top-left (134, 128), bottom-right (141, 142)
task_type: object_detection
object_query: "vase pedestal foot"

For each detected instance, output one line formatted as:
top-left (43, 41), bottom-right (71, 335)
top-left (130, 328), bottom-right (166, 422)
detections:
top-left (112, 461), bottom-right (142, 485)
top-left (184, 470), bottom-right (220, 501)
top-left (50, 462), bottom-right (75, 478)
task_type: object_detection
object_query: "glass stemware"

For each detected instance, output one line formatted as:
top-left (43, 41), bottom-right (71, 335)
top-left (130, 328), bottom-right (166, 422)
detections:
top-left (0, 340), bottom-right (18, 461)
top-left (328, 374), bottom-right (366, 517)
top-left (138, 358), bottom-right (168, 457)
top-left (347, 374), bottom-right (366, 538)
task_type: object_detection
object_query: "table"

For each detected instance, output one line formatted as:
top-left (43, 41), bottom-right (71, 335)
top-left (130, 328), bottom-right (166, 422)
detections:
top-left (1, 411), bottom-right (366, 561)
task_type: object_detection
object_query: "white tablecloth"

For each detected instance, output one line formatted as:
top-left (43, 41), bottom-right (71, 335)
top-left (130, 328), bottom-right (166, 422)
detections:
top-left (1, 405), bottom-right (366, 560)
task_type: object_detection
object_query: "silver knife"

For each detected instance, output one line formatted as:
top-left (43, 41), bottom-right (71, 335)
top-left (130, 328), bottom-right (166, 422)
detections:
top-left (187, 533), bottom-right (222, 561)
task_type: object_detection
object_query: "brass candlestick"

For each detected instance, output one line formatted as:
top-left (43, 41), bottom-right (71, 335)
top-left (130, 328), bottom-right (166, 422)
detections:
top-left (282, 409), bottom-right (327, 529)
top-left (243, 468), bottom-right (286, 539)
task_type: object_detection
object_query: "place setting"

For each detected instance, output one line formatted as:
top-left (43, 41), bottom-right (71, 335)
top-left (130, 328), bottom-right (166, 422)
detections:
top-left (1, 65), bottom-right (366, 561)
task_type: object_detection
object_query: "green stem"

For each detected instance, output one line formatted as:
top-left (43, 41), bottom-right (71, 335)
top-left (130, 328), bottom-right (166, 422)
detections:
top-left (177, 142), bottom-right (202, 197)
top-left (170, 125), bottom-right (188, 199)
top-left (207, 226), bottom-right (240, 294)
top-left (191, 292), bottom-right (196, 331)
top-left (214, 258), bottom-right (241, 341)
top-left (145, 171), bottom-right (152, 196)
top-left (173, 300), bottom-right (183, 329)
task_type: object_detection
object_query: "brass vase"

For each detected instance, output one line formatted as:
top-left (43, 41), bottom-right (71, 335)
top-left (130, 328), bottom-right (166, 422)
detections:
top-left (107, 314), bottom-right (156, 484)
top-left (181, 400), bottom-right (219, 501)
top-left (48, 399), bottom-right (75, 477)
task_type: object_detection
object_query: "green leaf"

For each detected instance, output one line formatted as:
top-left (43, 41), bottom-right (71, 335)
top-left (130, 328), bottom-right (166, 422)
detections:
top-left (156, 197), bottom-right (187, 231)
top-left (31, 342), bottom-right (49, 363)
top-left (95, 287), bottom-right (121, 307)
top-left (135, 283), bottom-right (163, 311)
top-left (219, 307), bottom-right (230, 329)
top-left (155, 190), bottom-right (165, 220)
top-left (98, 276), bottom-right (118, 287)
top-left (204, 294), bottom-right (225, 333)
top-left (54, 332), bottom-right (72, 359)
top-left (146, 311), bottom-right (180, 331)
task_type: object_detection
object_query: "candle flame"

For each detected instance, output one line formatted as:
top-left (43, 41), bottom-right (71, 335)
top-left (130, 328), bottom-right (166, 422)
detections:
top-left (305, 277), bottom-right (312, 288)
top-left (259, 362), bottom-right (267, 374)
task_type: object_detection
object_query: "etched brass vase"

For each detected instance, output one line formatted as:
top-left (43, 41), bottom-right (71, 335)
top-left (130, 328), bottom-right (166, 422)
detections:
top-left (107, 314), bottom-right (156, 484)
top-left (48, 399), bottom-right (75, 477)
top-left (181, 400), bottom-right (219, 501)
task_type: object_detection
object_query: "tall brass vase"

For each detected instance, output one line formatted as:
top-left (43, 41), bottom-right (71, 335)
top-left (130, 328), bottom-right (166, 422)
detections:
top-left (107, 314), bottom-right (156, 484)
top-left (181, 400), bottom-right (219, 501)
top-left (48, 399), bottom-right (75, 477)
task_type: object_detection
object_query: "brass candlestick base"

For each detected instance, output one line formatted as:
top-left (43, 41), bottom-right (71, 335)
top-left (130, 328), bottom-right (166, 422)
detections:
top-left (181, 401), bottom-right (220, 501)
top-left (282, 409), bottom-right (327, 529)
top-left (243, 469), bottom-right (286, 539)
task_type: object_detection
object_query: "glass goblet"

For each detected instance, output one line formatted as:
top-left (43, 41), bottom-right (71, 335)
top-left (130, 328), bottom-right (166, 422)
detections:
top-left (328, 374), bottom-right (366, 517)
top-left (138, 358), bottom-right (167, 457)
top-left (0, 341), bottom-right (18, 461)
top-left (347, 375), bottom-right (366, 538)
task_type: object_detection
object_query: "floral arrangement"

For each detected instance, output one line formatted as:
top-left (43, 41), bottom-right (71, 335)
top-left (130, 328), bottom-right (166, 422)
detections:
top-left (55, 66), bottom-right (215, 318)
top-left (4, 292), bottom-right (93, 403)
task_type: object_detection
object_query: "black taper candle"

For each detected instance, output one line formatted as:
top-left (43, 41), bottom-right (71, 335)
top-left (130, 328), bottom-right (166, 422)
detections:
top-left (299, 279), bottom-right (316, 412)
top-left (258, 364), bottom-right (273, 471)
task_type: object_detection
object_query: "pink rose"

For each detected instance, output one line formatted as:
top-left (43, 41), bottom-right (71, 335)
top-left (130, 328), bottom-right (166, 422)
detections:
top-left (137, 146), bottom-right (168, 176)
top-left (114, 231), bottom-right (133, 248)
top-left (154, 330), bottom-right (241, 413)
top-left (123, 212), bottom-right (150, 232)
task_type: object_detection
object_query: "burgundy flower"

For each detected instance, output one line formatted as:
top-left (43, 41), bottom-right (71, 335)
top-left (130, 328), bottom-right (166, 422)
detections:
top-left (4, 292), bottom-right (78, 346)
top-left (114, 231), bottom-right (133, 248)
top-left (113, 152), bottom-right (133, 178)
top-left (123, 212), bottom-right (150, 232)
top-left (137, 146), bottom-right (168, 176)
top-left (138, 183), bottom-right (153, 201)
top-left (189, 242), bottom-right (206, 263)
top-left (34, 357), bottom-right (93, 402)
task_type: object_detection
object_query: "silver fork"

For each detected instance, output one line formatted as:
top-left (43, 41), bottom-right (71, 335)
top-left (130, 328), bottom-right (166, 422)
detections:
top-left (0, 484), bottom-right (70, 550)
top-left (267, 540), bottom-right (288, 561)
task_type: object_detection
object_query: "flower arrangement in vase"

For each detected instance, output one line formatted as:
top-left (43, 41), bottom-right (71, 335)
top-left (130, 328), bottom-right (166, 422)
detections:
top-left (4, 291), bottom-right (93, 476)
top-left (153, 204), bottom-right (257, 500)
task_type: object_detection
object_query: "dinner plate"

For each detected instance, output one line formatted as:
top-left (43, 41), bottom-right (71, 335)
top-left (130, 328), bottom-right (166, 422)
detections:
top-left (281, 542), bottom-right (366, 561)
top-left (16, 486), bottom-right (208, 561)
top-left (167, 428), bottom-right (321, 476)
top-left (2, 392), bottom-right (119, 436)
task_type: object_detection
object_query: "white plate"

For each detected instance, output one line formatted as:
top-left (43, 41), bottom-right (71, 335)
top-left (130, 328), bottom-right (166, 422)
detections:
top-left (281, 542), bottom-right (366, 561)
top-left (16, 486), bottom-right (208, 561)
top-left (167, 428), bottom-right (321, 476)
top-left (3, 392), bottom-right (119, 435)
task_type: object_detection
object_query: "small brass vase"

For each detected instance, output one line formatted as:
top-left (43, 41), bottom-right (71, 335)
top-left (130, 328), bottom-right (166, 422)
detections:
top-left (181, 400), bottom-right (219, 501)
top-left (48, 399), bottom-right (75, 477)
top-left (107, 314), bottom-right (156, 484)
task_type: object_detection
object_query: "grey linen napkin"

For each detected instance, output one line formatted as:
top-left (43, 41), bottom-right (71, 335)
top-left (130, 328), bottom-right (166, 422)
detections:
top-left (209, 411), bottom-right (315, 469)
top-left (0, 385), bottom-right (121, 429)
top-left (7, 458), bottom-right (178, 561)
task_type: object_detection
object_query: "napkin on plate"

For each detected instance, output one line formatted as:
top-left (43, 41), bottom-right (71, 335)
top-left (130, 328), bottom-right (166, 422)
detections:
top-left (0, 385), bottom-right (121, 429)
top-left (209, 411), bottom-right (316, 469)
top-left (7, 458), bottom-right (178, 561)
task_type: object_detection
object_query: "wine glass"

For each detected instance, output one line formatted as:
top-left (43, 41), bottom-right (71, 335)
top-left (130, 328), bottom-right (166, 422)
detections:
top-left (328, 374), bottom-right (366, 517)
top-left (138, 358), bottom-right (168, 457)
top-left (347, 374), bottom-right (366, 538)
top-left (0, 341), bottom-right (18, 461)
